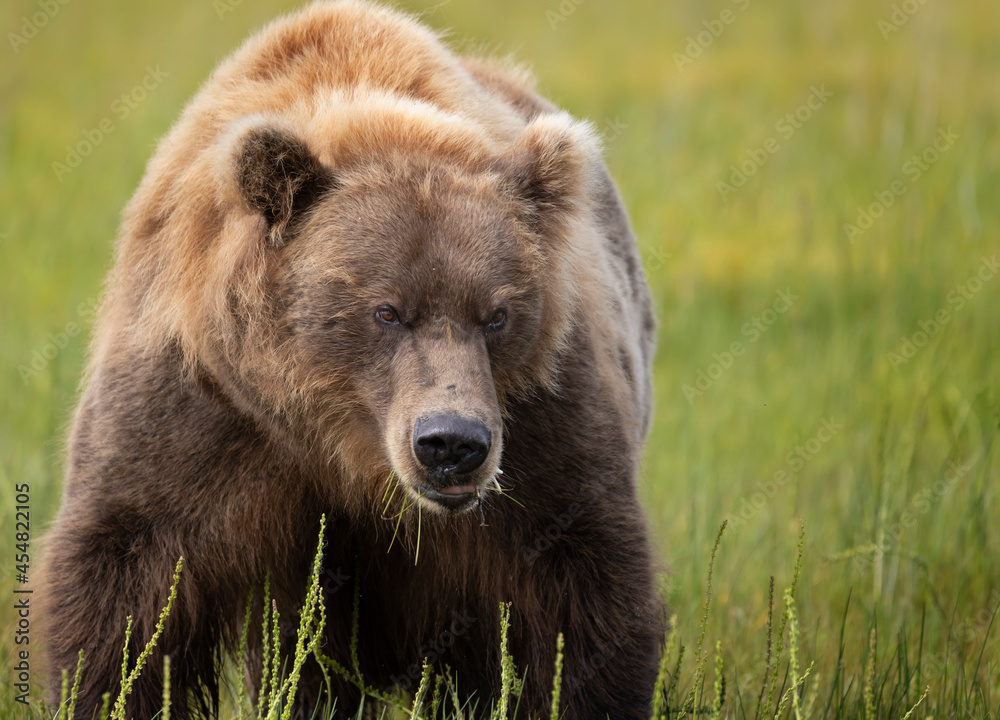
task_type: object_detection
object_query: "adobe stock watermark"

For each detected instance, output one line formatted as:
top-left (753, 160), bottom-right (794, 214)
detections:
top-left (725, 417), bottom-right (844, 528)
top-left (389, 609), bottom-right (477, 692)
top-left (951, 588), bottom-right (1000, 647)
top-left (52, 65), bottom-right (170, 182)
top-left (886, 255), bottom-right (997, 371)
top-left (521, 483), bottom-right (606, 564)
top-left (673, 0), bottom-right (751, 72)
top-left (918, 588), bottom-right (1000, 683)
top-left (682, 288), bottom-right (797, 404)
top-left (602, 116), bottom-right (628, 143)
top-left (522, 503), bottom-right (585, 564)
top-left (213, 0), bottom-right (245, 20)
top-left (561, 631), bottom-right (628, 702)
top-left (852, 457), bottom-right (977, 571)
top-left (320, 565), bottom-right (351, 596)
top-left (878, 0), bottom-right (931, 40)
top-left (7, 0), bottom-right (71, 54)
top-left (843, 127), bottom-right (959, 242)
top-left (643, 246), bottom-right (672, 273)
top-left (717, 84), bottom-right (833, 201)
top-left (18, 297), bottom-right (98, 385)
top-left (275, 566), bottom-right (351, 643)
top-left (546, 0), bottom-right (585, 31)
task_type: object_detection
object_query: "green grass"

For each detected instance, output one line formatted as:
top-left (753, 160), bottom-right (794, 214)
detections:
top-left (2, 0), bottom-right (999, 718)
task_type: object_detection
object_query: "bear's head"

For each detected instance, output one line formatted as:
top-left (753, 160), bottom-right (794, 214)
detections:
top-left (212, 103), bottom-right (600, 515)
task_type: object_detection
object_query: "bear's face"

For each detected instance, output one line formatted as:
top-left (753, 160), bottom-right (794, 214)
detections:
top-left (228, 114), bottom-right (595, 514)
top-left (285, 164), bottom-right (543, 513)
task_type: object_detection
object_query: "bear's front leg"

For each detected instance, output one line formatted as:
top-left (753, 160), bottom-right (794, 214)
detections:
top-left (41, 353), bottom-right (321, 719)
top-left (42, 504), bottom-right (223, 720)
top-left (494, 345), bottom-right (665, 720)
top-left (507, 498), bottom-right (664, 720)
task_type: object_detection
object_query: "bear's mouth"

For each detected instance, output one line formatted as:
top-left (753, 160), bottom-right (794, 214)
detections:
top-left (415, 484), bottom-right (480, 512)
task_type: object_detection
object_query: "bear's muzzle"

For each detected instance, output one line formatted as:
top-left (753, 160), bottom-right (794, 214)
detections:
top-left (412, 413), bottom-right (492, 511)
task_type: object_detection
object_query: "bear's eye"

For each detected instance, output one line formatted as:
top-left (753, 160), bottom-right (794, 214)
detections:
top-left (486, 309), bottom-right (507, 332)
top-left (375, 305), bottom-right (401, 325)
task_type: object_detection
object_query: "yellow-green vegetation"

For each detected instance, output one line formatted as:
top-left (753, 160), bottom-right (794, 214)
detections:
top-left (2, 0), bottom-right (998, 718)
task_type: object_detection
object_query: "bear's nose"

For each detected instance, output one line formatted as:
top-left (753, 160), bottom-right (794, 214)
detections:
top-left (413, 414), bottom-right (491, 476)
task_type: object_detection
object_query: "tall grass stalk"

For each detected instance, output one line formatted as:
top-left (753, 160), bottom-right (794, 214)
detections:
top-left (710, 641), bottom-right (724, 720)
top-left (161, 655), bottom-right (171, 720)
top-left (863, 628), bottom-right (877, 720)
top-left (493, 602), bottom-right (518, 720)
top-left (237, 591), bottom-right (254, 720)
top-left (549, 632), bottom-right (565, 720)
top-left (110, 557), bottom-right (184, 720)
top-left (766, 523), bottom-right (806, 716)
top-left (651, 616), bottom-right (678, 719)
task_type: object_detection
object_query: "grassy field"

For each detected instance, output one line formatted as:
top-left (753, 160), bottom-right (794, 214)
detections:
top-left (2, 0), bottom-right (998, 717)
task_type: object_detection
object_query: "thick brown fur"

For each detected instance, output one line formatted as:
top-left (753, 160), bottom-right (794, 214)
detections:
top-left (40, 2), bottom-right (662, 718)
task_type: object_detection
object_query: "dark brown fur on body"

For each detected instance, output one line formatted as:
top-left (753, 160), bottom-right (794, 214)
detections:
top-left (41, 2), bottom-right (662, 718)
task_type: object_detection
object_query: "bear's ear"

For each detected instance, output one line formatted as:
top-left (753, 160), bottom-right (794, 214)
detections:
top-left (499, 113), bottom-right (599, 236)
top-left (231, 119), bottom-right (333, 245)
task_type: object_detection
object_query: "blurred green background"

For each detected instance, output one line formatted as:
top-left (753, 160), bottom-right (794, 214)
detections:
top-left (2, 0), bottom-right (998, 715)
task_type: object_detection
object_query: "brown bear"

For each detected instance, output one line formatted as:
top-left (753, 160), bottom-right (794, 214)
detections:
top-left (40, 2), bottom-right (662, 718)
